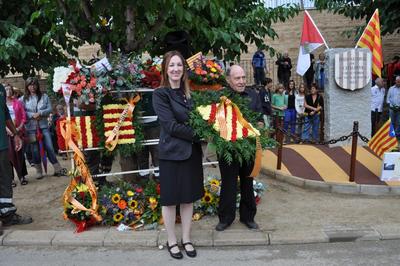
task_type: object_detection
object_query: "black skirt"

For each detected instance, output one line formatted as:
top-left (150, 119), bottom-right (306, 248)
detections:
top-left (159, 143), bottom-right (204, 206)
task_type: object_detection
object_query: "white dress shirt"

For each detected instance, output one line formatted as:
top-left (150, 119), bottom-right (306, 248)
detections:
top-left (371, 85), bottom-right (385, 112)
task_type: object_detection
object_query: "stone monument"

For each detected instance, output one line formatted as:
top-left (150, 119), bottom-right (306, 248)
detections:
top-left (324, 48), bottom-right (372, 147)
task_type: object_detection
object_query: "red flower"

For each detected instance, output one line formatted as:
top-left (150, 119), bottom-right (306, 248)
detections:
top-left (156, 183), bottom-right (161, 195)
top-left (255, 196), bottom-right (261, 205)
top-left (135, 187), bottom-right (143, 193)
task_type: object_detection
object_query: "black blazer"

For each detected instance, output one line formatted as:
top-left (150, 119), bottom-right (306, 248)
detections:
top-left (152, 87), bottom-right (196, 160)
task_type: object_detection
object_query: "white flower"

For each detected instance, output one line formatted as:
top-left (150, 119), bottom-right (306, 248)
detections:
top-left (53, 66), bottom-right (73, 92)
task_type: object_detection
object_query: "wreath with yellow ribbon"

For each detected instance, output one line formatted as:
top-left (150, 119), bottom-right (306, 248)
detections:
top-left (190, 89), bottom-right (276, 176)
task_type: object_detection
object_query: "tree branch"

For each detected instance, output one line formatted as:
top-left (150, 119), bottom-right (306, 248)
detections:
top-left (56, 0), bottom-right (80, 36)
top-left (81, 0), bottom-right (97, 33)
top-left (132, 15), bottom-right (166, 51)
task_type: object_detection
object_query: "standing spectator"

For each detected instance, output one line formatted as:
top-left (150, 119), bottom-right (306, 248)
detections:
top-left (5, 85), bottom-right (28, 186)
top-left (272, 84), bottom-right (288, 120)
top-left (259, 78), bottom-right (274, 129)
top-left (387, 56), bottom-right (400, 87)
top-left (0, 83), bottom-right (33, 227)
top-left (21, 77), bottom-right (66, 179)
top-left (252, 49), bottom-right (267, 85)
top-left (152, 51), bottom-right (203, 259)
top-left (275, 52), bottom-right (292, 89)
top-left (284, 80), bottom-right (297, 142)
top-left (314, 53), bottom-right (327, 92)
top-left (302, 83), bottom-right (324, 142)
top-left (387, 76), bottom-right (400, 146)
top-left (295, 83), bottom-right (306, 139)
top-left (49, 104), bottom-right (64, 155)
top-left (303, 54), bottom-right (315, 90)
top-left (371, 78), bottom-right (385, 136)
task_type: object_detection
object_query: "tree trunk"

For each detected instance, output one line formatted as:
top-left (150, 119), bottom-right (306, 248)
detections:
top-left (125, 6), bottom-right (135, 52)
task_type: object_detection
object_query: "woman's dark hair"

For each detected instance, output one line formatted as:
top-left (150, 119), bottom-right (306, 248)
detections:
top-left (261, 78), bottom-right (273, 86)
top-left (310, 82), bottom-right (319, 91)
top-left (160, 50), bottom-right (190, 99)
top-left (24, 77), bottom-right (42, 102)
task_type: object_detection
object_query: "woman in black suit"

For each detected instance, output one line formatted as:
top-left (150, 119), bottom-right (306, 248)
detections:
top-left (152, 51), bottom-right (204, 259)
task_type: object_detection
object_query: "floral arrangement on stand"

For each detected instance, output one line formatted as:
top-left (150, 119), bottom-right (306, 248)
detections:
top-left (98, 180), bottom-right (161, 229)
top-left (139, 55), bottom-right (163, 88)
top-left (188, 57), bottom-right (226, 91)
top-left (193, 175), bottom-right (267, 220)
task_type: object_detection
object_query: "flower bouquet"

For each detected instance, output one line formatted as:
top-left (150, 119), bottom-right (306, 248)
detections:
top-left (194, 175), bottom-right (267, 219)
top-left (98, 180), bottom-right (161, 229)
top-left (193, 175), bottom-right (221, 217)
top-left (139, 55), bottom-right (163, 88)
top-left (188, 58), bottom-right (226, 91)
top-left (63, 169), bottom-right (102, 233)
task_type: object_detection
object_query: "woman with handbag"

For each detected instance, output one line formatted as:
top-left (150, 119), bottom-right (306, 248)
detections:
top-left (5, 85), bottom-right (28, 186)
top-left (21, 77), bottom-right (66, 179)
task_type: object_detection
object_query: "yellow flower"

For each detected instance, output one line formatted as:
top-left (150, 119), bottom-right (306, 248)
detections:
top-left (128, 200), bottom-right (138, 209)
top-left (210, 67), bottom-right (217, 73)
top-left (100, 18), bottom-right (108, 26)
top-left (149, 197), bottom-right (158, 210)
top-left (112, 194), bottom-right (121, 204)
top-left (210, 179), bottom-right (220, 187)
top-left (113, 212), bottom-right (124, 222)
top-left (127, 190), bottom-right (134, 197)
top-left (202, 192), bottom-right (213, 204)
top-left (75, 183), bottom-right (88, 193)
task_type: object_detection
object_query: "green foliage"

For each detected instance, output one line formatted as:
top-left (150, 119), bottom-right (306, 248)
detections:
top-left (190, 89), bottom-right (276, 165)
top-left (315, 0), bottom-right (400, 36)
top-left (0, 0), bottom-right (298, 77)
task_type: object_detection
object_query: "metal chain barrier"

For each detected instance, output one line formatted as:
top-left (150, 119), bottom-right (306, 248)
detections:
top-left (357, 132), bottom-right (370, 144)
top-left (278, 127), bottom-right (353, 146)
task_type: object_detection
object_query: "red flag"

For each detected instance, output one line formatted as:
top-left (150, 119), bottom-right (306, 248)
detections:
top-left (296, 11), bottom-right (328, 76)
top-left (356, 9), bottom-right (383, 77)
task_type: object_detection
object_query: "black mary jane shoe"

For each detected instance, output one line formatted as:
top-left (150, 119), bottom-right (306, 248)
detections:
top-left (166, 242), bottom-right (183, 260)
top-left (11, 180), bottom-right (17, 188)
top-left (181, 240), bottom-right (197, 258)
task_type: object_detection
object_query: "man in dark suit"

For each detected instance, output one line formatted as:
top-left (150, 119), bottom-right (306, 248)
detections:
top-left (215, 65), bottom-right (264, 231)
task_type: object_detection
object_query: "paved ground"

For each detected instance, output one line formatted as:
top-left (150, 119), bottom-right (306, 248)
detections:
top-left (1, 240), bottom-right (400, 266)
top-left (263, 144), bottom-right (400, 186)
top-left (8, 154), bottom-right (400, 238)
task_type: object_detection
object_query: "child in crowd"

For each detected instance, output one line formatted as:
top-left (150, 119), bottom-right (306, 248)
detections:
top-left (272, 83), bottom-right (288, 129)
top-left (259, 78), bottom-right (274, 129)
top-left (284, 80), bottom-right (296, 142)
top-left (295, 83), bottom-right (306, 140)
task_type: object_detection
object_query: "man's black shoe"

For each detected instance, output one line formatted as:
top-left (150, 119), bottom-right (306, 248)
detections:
top-left (2, 213), bottom-right (33, 226)
top-left (215, 222), bottom-right (230, 231)
top-left (240, 220), bottom-right (259, 230)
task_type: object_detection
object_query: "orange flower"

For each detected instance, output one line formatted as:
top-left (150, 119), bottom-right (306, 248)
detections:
top-left (118, 199), bottom-right (127, 210)
top-left (195, 68), bottom-right (202, 75)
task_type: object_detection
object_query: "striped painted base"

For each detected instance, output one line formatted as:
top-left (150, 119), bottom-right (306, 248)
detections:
top-left (262, 144), bottom-right (400, 186)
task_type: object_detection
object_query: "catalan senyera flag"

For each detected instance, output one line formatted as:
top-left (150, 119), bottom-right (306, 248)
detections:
top-left (186, 52), bottom-right (202, 70)
top-left (368, 119), bottom-right (398, 158)
top-left (356, 9), bottom-right (383, 77)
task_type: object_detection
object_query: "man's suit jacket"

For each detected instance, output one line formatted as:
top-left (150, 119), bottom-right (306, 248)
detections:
top-left (152, 87), bottom-right (196, 161)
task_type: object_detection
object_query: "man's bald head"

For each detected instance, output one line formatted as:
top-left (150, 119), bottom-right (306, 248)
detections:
top-left (227, 65), bottom-right (246, 92)
top-left (375, 78), bottom-right (384, 88)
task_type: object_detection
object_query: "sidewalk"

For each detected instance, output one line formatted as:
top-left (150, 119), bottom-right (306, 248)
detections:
top-left (3, 153), bottom-right (400, 248)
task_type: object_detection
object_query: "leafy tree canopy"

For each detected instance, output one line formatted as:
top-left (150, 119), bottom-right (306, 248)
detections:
top-left (0, 0), bottom-right (298, 77)
top-left (315, 0), bottom-right (400, 36)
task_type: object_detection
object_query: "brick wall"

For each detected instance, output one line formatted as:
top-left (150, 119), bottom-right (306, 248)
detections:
top-left (242, 10), bottom-right (400, 85)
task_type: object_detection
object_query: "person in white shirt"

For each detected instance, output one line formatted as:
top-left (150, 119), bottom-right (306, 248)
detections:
top-left (371, 78), bottom-right (385, 136)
